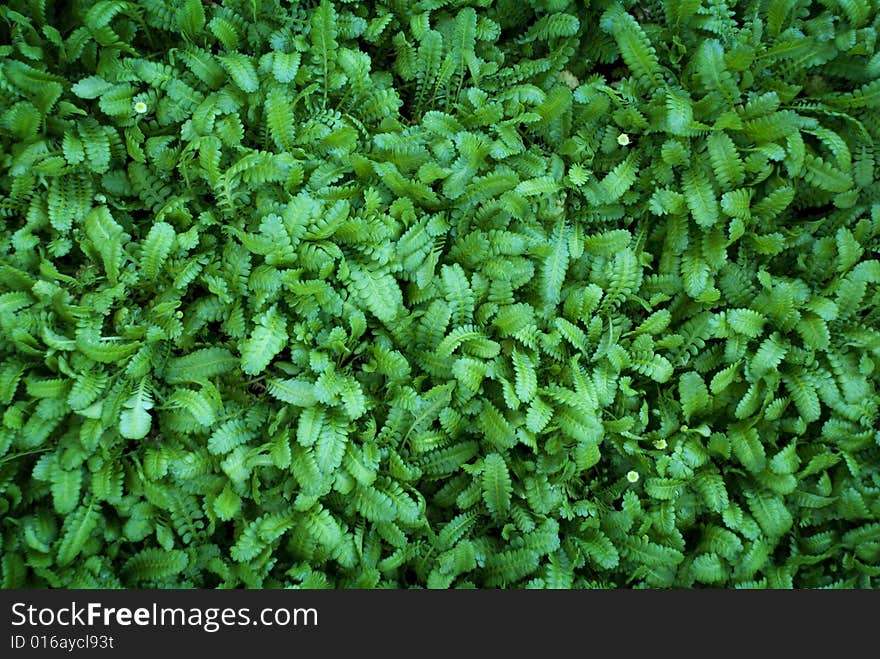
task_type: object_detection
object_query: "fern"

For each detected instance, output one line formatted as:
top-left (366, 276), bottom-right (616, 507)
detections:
top-left (600, 5), bottom-right (662, 90)
top-left (311, 0), bottom-right (338, 107)
top-left (84, 206), bottom-right (125, 284)
top-left (695, 39), bottom-right (740, 105)
top-left (347, 263), bottom-right (405, 326)
top-left (1, 0), bottom-right (878, 592)
top-left (481, 453), bottom-right (512, 523)
top-left (541, 219), bottom-right (569, 310)
top-left (706, 132), bottom-right (745, 190)
top-left (164, 348), bottom-right (237, 383)
top-left (119, 379), bottom-right (154, 440)
top-left (440, 264), bottom-right (475, 327)
top-left (682, 165), bottom-right (720, 228)
top-left (804, 155), bottom-right (853, 193)
top-left (56, 503), bottom-right (100, 567)
top-left (264, 87), bottom-right (296, 152)
top-left (123, 548), bottom-right (189, 582)
top-left (240, 306), bottom-right (288, 376)
top-left (140, 221), bottom-right (176, 281)
top-left (679, 372), bottom-right (709, 420)
top-left (218, 53), bottom-right (259, 93)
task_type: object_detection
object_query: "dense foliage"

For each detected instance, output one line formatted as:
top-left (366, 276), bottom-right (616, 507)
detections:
top-left (1, 0), bottom-right (879, 589)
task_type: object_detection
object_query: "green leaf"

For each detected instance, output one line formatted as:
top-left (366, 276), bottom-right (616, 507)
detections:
top-left (56, 504), bottom-right (100, 567)
top-left (51, 465), bottom-right (82, 514)
top-left (347, 264), bottom-right (404, 326)
top-left (123, 549), bottom-right (189, 582)
top-left (679, 371), bottom-right (709, 420)
top-left (746, 491), bottom-right (793, 538)
top-left (682, 166), bottom-right (719, 228)
top-left (208, 419), bottom-right (255, 455)
top-left (218, 54), bottom-right (259, 93)
top-left (240, 306), bottom-right (288, 375)
top-left (177, 0), bottom-right (206, 39)
top-left (84, 206), bottom-right (125, 284)
top-left (72, 76), bottom-right (114, 99)
top-left (600, 5), bottom-right (661, 89)
top-left (119, 380), bottom-right (153, 440)
top-left (512, 348), bottom-right (537, 403)
top-left (140, 222), bottom-right (175, 281)
top-left (165, 348), bottom-right (237, 384)
top-left (267, 378), bottom-right (317, 407)
top-left (804, 155), bottom-right (852, 192)
top-left (482, 453), bottom-right (512, 522)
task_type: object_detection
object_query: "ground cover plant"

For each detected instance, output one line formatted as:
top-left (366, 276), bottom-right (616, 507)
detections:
top-left (1, 0), bottom-right (879, 589)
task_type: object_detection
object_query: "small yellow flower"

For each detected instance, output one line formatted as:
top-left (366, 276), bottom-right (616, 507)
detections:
top-left (134, 101), bottom-right (148, 114)
top-left (617, 132), bottom-right (631, 146)
top-left (626, 470), bottom-right (639, 483)
top-left (653, 438), bottom-right (667, 450)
